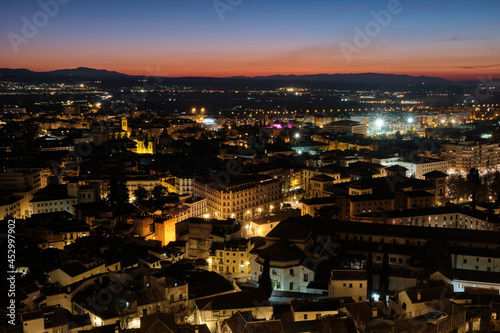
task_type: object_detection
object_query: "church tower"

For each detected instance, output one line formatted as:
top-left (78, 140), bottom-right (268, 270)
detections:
top-left (121, 117), bottom-right (128, 132)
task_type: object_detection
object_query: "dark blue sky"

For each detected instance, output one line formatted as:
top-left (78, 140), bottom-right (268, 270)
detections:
top-left (1, 0), bottom-right (499, 79)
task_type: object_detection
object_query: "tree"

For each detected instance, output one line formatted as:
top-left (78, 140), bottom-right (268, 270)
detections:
top-left (447, 175), bottom-right (468, 203)
top-left (151, 184), bottom-right (167, 201)
top-left (108, 168), bottom-right (129, 208)
top-left (258, 257), bottom-right (273, 300)
top-left (314, 205), bottom-right (341, 219)
top-left (467, 168), bottom-right (480, 186)
top-left (379, 252), bottom-right (389, 304)
top-left (490, 172), bottom-right (500, 202)
top-left (133, 185), bottom-right (149, 203)
top-left (365, 251), bottom-right (374, 301)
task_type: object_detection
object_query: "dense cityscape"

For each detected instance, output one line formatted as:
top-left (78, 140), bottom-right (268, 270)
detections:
top-left (2, 1), bottom-right (500, 333)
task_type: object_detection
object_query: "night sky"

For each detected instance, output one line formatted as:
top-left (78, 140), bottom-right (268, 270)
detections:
top-left (1, 0), bottom-right (499, 80)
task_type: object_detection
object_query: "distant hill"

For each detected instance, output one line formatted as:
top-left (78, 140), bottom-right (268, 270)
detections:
top-left (228, 73), bottom-right (452, 85)
top-left (0, 67), bottom-right (130, 79)
top-left (0, 67), bottom-right (456, 85)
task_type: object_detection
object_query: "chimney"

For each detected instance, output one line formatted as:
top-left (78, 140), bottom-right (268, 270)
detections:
top-left (417, 292), bottom-right (421, 301)
top-left (372, 307), bottom-right (378, 318)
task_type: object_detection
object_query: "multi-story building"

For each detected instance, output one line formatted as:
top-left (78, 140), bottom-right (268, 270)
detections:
top-left (352, 205), bottom-right (499, 231)
top-left (250, 219), bottom-right (318, 296)
top-left (324, 120), bottom-right (367, 136)
top-left (451, 247), bottom-right (500, 272)
top-left (0, 168), bottom-right (42, 192)
top-left (175, 217), bottom-right (236, 259)
top-left (442, 141), bottom-right (500, 173)
top-left (39, 146), bottom-right (75, 152)
top-left (126, 176), bottom-right (162, 201)
top-left (255, 165), bottom-right (303, 199)
top-left (301, 189), bottom-right (436, 220)
top-left (329, 270), bottom-right (368, 302)
top-left (193, 175), bottom-right (281, 220)
top-left (376, 157), bottom-right (448, 180)
top-left (66, 182), bottom-right (98, 204)
top-left (208, 239), bottom-right (253, 275)
top-left (135, 197), bottom-right (207, 246)
top-left (283, 167), bottom-right (303, 195)
top-left (290, 300), bottom-right (340, 322)
top-left (29, 185), bottom-right (78, 215)
top-left (175, 176), bottom-right (194, 196)
top-left (0, 196), bottom-right (24, 219)
top-left (327, 139), bottom-right (376, 152)
top-left (194, 290), bottom-right (273, 333)
top-left (302, 166), bottom-right (342, 193)
top-left (247, 210), bottom-right (302, 237)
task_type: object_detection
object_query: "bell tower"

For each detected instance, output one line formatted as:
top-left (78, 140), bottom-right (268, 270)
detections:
top-left (424, 170), bottom-right (448, 206)
top-left (121, 117), bottom-right (128, 132)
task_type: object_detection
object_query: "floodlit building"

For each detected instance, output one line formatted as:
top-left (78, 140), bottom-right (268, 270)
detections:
top-left (324, 120), bottom-right (368, 136)
top-left (193, 175), bottom-right (281, 220)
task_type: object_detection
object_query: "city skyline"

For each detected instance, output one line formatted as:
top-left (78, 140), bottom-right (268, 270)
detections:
top-left (2, 2), bottom-right (500, 332)
top-left (1, 0), bottom-right (500, 80)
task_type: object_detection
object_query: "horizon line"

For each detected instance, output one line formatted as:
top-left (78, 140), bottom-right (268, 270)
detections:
top-left (2, 66), bottom-right (498, 82)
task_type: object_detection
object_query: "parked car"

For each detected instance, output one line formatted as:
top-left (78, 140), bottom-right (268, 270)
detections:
top-left (425, 311), bottom-right (449, 325)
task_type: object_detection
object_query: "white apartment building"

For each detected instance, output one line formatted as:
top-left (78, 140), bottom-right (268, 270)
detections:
top-left (250, 254), bottom-right (316, 294)
top-left (377, 156), bottom-right (448, 179)
top-left (354, 206), bottom-right (499, 232)
top-left (30, 196), bottom-right (78, 215)
top-left (442, 141), bottom-right (500, 173)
